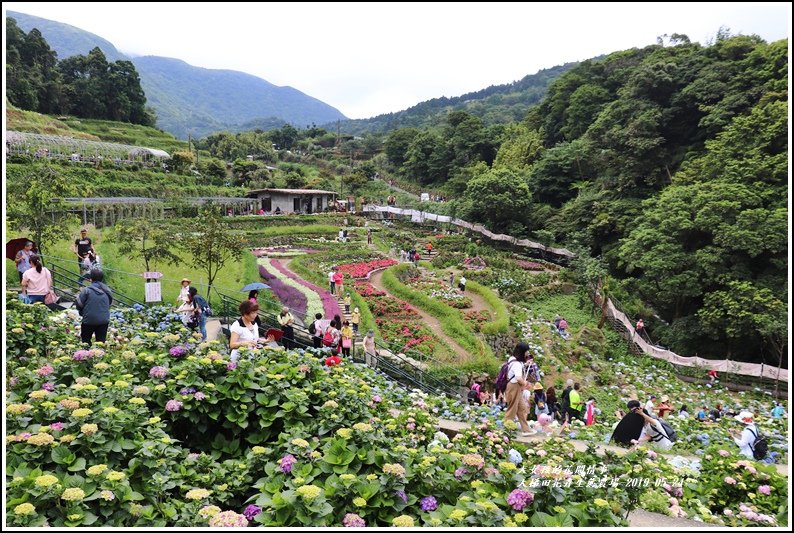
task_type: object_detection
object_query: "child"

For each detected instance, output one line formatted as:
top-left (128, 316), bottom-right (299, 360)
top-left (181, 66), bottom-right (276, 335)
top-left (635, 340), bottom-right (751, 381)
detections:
top-left (350, 307), bottom-right (361, 334)
top-left (344, 293), bottom-right (351, 314)
top-left (340, 321), bottom-right (353, 358)
top-left (585, 397), bottom-right (600, 426)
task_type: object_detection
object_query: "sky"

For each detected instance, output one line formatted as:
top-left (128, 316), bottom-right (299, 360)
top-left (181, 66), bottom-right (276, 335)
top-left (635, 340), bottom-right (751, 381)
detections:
top-left (4, 2), bottom-right (792, 119)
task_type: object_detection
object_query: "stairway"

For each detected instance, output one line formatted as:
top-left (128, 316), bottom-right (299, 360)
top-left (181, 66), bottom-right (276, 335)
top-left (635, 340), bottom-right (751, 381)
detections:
top-left (607, 315), bottom-right (644, 356)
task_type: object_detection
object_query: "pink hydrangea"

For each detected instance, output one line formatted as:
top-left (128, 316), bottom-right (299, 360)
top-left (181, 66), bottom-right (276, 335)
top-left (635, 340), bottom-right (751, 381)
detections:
top-left (36, 365), bottom-right (55, 376)
top-left (758, 485), bottom-right (771, 495)
top-left (506, 489), bottom-right (534, 511)
top-left (165, 400), bottom-right (183, 412)
top-left (208, 510), bottom-right (248, 527)
top-left (718, 449), bottom-right (731, 457)
top-left (49, 422), bottom-right (65, 431)
top-left (149, 366), bottom-right (168, 379)
top-left (724, 476), bottom-right (737, 485)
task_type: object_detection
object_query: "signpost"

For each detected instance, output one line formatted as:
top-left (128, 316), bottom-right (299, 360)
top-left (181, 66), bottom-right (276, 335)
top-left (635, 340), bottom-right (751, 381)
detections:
top-left (143, 272), bottom-right (163, 303)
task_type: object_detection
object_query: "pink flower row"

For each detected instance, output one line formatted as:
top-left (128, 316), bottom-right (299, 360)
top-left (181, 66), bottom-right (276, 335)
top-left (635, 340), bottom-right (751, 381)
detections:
top-left (269, 259), bottom-right (341, 318)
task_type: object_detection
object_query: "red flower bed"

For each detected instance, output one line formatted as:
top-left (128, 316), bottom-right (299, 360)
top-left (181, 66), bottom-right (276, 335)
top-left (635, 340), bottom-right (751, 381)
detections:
top-left (515, 260), bottom-right (545, 271)
top-left (353, 281), bottom-right (386, 298)
top-left (337, 259), bottom-right (398, 279)
top-left (369, 297), bottom-right (418, 317)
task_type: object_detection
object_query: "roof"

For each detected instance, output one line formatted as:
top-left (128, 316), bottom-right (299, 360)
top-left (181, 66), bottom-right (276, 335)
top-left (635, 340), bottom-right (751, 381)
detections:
top-left (247, 188), bottom-right (338, 196)
top-left (127, 147), bottom-right (171, 158)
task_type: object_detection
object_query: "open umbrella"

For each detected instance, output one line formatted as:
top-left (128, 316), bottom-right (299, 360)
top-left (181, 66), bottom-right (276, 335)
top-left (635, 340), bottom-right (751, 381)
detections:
top-left (241, 282), bottom-right (270, 292)
top-left (265, 328), bottom-right (284, 341)
top-left (6, 238), bottom-right (37, 261)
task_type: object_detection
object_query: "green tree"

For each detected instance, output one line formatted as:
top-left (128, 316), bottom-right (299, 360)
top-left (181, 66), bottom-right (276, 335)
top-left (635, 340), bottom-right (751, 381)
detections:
top-left (114, 219), bottom-right (181, 273)
top-left (6, 164), bottom-right (79, 258)
top-left (384, 128), bottom-right (420, 168)
top-left (169, 151), bottom-right (194, 174)
top-left (179, 206), bottom-right (245, 303)
top-left (462, 167), bottom-right (532, 233)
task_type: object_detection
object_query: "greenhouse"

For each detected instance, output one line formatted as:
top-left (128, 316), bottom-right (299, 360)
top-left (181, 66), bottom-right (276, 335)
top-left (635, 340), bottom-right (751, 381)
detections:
top-left (5, 131), bottom-right (171, 165)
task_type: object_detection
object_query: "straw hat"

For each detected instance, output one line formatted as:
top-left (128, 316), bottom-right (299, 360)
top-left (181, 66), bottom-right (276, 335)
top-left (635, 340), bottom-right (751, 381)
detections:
top-left (533, 382), bottom-right (543, 391)
top-left (660, 395), bottom-right (669, 403)
top-left (181, 278), bottom-right (191, 284)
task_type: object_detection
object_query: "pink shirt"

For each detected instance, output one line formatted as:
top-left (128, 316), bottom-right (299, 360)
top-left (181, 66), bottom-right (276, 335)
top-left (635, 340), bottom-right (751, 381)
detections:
top-left (333, 272), bottom-right (343, 284)
top-left (22, 267), bottom-right (52, 295)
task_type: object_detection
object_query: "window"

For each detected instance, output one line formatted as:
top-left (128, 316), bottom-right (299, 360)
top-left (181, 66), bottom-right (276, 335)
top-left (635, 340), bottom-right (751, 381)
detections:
top-left (316, 197), bottom-right (323, 211)
top-left (294, 198), bottom-right (301, 212)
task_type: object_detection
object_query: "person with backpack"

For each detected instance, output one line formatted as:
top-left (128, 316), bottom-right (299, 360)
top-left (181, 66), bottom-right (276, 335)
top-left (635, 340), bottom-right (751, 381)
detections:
top-left (503, 342), bottom-right (532, 436)
top-left (560, 379), bottom-right (574, 422)
top-left (468, 382), bottom-right (482, 405)
top-left (633, 405), bottom-right (674, 451)
top-left (309, 313), bottom-right (324, 348)
top-left (322, 320), bottom-right (341, 354)
top-left (187, 287), bottom-right (210, 341)
top-left (730, 411), bottom-right (766, 460)
top-left (75, 268), bottom-right (112, 346)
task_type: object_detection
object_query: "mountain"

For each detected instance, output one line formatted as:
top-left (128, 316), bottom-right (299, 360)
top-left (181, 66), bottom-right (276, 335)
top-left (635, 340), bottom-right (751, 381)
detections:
top-left (7, 10), bottom-right (347, 139)
top-left (330, 62), bottom-right (580, 135)
top-left (7, 10), bottom-right (128, 62)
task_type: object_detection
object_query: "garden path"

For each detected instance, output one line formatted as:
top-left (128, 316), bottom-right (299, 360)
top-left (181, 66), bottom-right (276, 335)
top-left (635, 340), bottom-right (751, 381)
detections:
top-left (368, 268), bottom-right (473, 362)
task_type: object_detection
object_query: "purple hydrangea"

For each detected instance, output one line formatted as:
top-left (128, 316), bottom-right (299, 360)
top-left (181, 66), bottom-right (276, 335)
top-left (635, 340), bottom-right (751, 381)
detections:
top-left (49, 422), bottom-right (65, 431)
top-left (165, 400), bottom-right (183, 412)
top-left (72, 350), bottom-right (92, 361)
top-left (179, 387), bottom-right (197, 396)
top-left (506, 489), bottom-right (534, 511)
top-left (454, 467), bottom-right (467, 479)
top-left (372, 395), bottom-right (382, 403)
top-left (194, 391), bottom-right (206, 401)
top-left (41, 382), bottom-right (55, 391)
top-left (149, 366), bottom-right (168, 379)
top-left (243, 504), bottom-right (262, 521)
top-left (278, 454), bottom-right (297, 473)
top-left (169, 345), bottom-right (189, 358)
top-left (395, 490), bottom-right (408, 504)
top-left (342, 513), bottom-right (366, 527)
top-left (227, 362), bottom-right (237, 371)
top-left (420, 496), bottom-right (438, 512)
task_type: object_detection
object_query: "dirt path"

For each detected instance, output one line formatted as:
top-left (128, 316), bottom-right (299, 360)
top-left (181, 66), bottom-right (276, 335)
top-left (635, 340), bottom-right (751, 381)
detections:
top-left (369, 268), bottom-right (472, 362)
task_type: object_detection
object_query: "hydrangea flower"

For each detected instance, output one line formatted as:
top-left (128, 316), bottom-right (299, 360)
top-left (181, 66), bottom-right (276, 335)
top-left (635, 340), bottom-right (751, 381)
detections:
top-left (149, 366), bottom-right (168, 379)
top-left (208, 510), bottom-right (248, 527)
top-left (279, 454), bottom-right (297, 473)
top-left (343, 513), bottom-right (366, 527)
top-left (166, 400), bottom-right (183, 412)
top-left (420, 496), bottom-right (438, 511)
top-left (243, 504), bottom-right (262, 520)
top-left (506, 489), bottom-right (534, 511)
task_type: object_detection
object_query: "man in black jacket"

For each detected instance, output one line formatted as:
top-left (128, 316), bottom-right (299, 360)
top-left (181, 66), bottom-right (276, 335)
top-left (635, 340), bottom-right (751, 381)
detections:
top-left (75, 269), bottom-right (113, 345)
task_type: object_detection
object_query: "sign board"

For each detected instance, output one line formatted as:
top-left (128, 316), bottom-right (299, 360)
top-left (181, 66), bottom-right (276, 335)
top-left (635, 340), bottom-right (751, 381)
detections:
top-left (143, 272), bottom-right (163, 280)
top-left (144, 281), bottom-right (162, 302)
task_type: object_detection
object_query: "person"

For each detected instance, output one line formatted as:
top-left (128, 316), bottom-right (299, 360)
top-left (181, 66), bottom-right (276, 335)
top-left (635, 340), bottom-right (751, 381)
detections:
top-left (175, 278), bottom-right (193, 326)
top-left (14, 241), bottom-right (34, 282)
top-left (248, 290), bottom-right (259, 303)
top-left (678, 405), bottom-right (690, 418)
top-left (560, 379), bottom-right (574, 422)
top-left (340, 320), bottom-right (353, 357)
top-left (729, 411), bottom-right (759, 459)
top-left (568, 383), bottom-right (583, 422)
top-left (635, 318), bottom-right (644, 337)
top-left (274, 206), bottom-right (282, 215)
top-left (344, 293), bottom-right (351, 314)
top-left (261, 331), bottom-right (281, 349)
top-left (645, 395), bottom-right (657, 416)
top-left (585, 397), bottom-right (600, 426)
top-left (696, 405), bottom-right (708, 422)
top-left (635, 407), bottom-right (674, 451)
top-left (504, 342), bottom-right (531, 436)
top-left (187, 287), bottom-right (210, 341)
top-left (553, 314), bottom-right (562, 330)
top-left (350, 307), bottom-right (361, 334)
top-left (425, 242), bottom-right (433, 255)
top-left (328, 269), bottom-right (336, 295)
top-left (338, 228), bottom-right (345, 242)
top-left (468, 382), bottom-right (482, 405)
top-left (458, 275), bottom-right (467, 293)
top-left (707, 369), bottom-right (718, 383)
top-left (771, 402), bottom-right (785, 419)
top-left (334, 269), bottom-right (344, 298)
top-left (449, 271), bottom-right (455, 288)
top-left (311, 313), bottom-right (325, 348)
top-left (278, 307), bottom-right (295, 349)
top-left (258, 208), bottom-right (265, 216)
top-left (546, 385), bottom-right (559, 421)
top-left (229, 300), bottom-right (261, 362)
top-left (710, 403), bottom-right (723, 421)
top-left (75, 268), bottom-right (112, 346)
top-left (533, 382), bottom-right (549, 418)
top-left (73, 228), bottom-right (95, 270)
top-left (322, 320), bottom-right (342, 354)
top-left (367, 228), bottom-right (373, 245)
top-left (657, 395), bottom-right (673, 418)
top-left (611, 400), bottom-right (645, 445)
top-left (558, 317), bottom-right (569, 336)
top-left (21, 255), bottom-right (53, 304)
top-left (363, 330), bottom-right (378, 368)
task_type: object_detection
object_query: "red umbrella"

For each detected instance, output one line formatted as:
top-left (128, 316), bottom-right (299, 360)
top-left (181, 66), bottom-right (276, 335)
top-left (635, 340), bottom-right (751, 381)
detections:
top-left (265, 328), bottom-right (284, 341)
top-left (6, 238), bottom-right (37, 261)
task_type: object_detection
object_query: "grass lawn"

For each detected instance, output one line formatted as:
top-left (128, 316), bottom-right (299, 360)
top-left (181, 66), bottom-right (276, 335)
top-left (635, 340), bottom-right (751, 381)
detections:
top-left (6, 225), bottom-right (268, 307)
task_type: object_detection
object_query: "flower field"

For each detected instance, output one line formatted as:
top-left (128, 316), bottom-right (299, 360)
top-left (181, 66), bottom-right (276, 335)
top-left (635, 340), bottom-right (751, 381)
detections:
top-left (4, 292), bottom-right (789, 526)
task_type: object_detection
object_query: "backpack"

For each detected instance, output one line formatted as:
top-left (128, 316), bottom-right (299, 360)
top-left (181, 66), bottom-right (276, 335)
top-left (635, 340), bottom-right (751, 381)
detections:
top-left (495, 362), bottom-right (511, 394)
top-left (467, 389), bottom-right (480, 404)
top-left (748, 427), bottom-right (768, 460)
top-left (658, 419), bottom-right (678, 442)
top-left (322, 328), bottom-right (337, 348)
top-left (308, 320), bottom-right (317, 335)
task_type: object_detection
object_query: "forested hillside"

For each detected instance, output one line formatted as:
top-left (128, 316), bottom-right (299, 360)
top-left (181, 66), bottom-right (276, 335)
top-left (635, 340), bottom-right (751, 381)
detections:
top-left (333, 62), bottom-right (578, 135)
top-left (382, 33), bottom-right (788, 365)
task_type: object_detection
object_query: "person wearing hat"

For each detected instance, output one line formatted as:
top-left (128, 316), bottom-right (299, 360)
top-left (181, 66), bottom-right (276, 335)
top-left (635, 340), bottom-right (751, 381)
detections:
top-left (532, 382), bottom-right (549, 418)
top-left (175, 278), bottom-right (193, 325)
top-left (363, 330), bottom-right (377, 368)
top-left (657, 395), bottom-right (672, 418)
top-left (729, 411), bottom-right (759, 459)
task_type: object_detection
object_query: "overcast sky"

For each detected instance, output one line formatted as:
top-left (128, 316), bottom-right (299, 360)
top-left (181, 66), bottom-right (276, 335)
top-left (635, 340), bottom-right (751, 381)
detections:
top-left (5, 2), bottom-right (791, 119)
